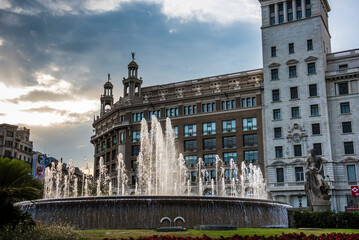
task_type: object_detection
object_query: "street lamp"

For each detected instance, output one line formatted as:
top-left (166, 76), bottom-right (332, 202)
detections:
top-left (298, 193), bottom-right (303, 208)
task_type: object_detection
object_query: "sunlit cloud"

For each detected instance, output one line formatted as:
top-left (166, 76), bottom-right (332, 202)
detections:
top-left (0, 73), bottom-right (98, 127)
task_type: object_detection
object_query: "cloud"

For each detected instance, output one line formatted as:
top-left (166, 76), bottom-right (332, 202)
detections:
top-left (1, 0), bottom-right (260, 24)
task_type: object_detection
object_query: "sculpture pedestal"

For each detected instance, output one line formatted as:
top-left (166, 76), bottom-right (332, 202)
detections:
top-left (312, 199), bottom-right (331, 211)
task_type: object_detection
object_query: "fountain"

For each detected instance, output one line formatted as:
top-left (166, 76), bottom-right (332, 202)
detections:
top-left (16, 116), bottom-right (290, 229)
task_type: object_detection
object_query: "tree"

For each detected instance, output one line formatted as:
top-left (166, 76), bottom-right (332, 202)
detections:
top-left (0, 157), bottom-right (41, 228)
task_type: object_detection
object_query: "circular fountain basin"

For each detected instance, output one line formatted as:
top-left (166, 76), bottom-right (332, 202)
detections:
top-left (16, 196), bottom-right (291, 229)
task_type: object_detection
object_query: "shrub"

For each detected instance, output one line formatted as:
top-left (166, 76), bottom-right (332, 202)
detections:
top-left (0, 223), bottom-right (82, 240)
top-left (293, 210), bottom-right (359, 228)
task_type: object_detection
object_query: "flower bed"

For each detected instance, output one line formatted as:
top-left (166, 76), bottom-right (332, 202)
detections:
top-left (102, 232), bottom-right (359, 240)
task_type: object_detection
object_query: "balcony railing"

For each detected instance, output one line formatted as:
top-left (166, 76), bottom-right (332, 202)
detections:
top-left (326, 67), bottom-right (359, 77)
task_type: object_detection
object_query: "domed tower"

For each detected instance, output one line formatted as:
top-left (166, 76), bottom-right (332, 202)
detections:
top-left (100, 73), bottom-right (114, 114)
top-left (122, 52), bottom-right (143, 102)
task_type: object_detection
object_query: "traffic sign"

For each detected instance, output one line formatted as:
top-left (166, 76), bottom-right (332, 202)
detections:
top-left (351, 186), bottom-right (359, 197)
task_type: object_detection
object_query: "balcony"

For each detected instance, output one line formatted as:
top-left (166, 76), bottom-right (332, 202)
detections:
top-left (327, 49), bottom-right (359, 60)
top-left (326, 67), bottom-right (359, 77)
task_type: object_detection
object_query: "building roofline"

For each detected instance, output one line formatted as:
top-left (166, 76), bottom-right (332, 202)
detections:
top-left (141, 68), bottom-right (263, 91)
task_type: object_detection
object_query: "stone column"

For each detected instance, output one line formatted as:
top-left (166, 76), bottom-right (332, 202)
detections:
top-left (284, 1), bottom-right (288, 22)
top-left (275, 3), bottom-right (279, 24)
top-left (301, 0), bottom-right (306, 18)
top-left (292, 0), bottom-right (297, 20)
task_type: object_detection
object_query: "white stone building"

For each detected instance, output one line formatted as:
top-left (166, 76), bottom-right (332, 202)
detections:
top-left (259, 0), bottom-right (359, 211)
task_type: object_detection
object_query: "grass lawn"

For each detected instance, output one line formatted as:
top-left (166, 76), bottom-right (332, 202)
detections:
top-left (79, 228), bottom-right (359, 240)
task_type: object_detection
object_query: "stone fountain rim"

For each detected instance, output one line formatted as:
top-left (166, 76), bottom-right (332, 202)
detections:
top-left (15, 195), bottom-right (291, 208)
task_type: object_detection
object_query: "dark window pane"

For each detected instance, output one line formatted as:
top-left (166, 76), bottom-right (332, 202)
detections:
top-left (344, 142), bottom-right (354, 154)
top-left (342, 122), bottom-right (352, 133)
top-left (276, 168), bottom-right (284, 182)
top-left (338, 83), bottom-right (349, 95)
top-left (309, 84), bottom-right (317, 96)
top-left (290, 87), bottom-right (298, 99)
top-left (313, 143), bottom-right (322, 155)
top-left (312, 123), bottom-right (320, 135)
top-left (340, 102), bottom-right (350, 114)
top-left (294, 145), bottom-right (302, 156)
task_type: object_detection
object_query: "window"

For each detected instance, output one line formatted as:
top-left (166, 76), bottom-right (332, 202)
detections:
top-left (342, 122), bottom-right (352, 133)
top-left (131, 146), bottom-right (140, 157)
top-left (347, 165), bottom-right (357, 182)
top-left (202, 102), bottom-right (216, 112)
top-left (291, 107), bottom-right (300, 118)
top-left (223, 136), bottom-right (236, 149)
top-left (222, 120), bottom-right (236, 133)
top-left (310, 104), bottom-right (319, 116)
top-left (166, 108), bottom-right (178, 117)
top-left (294, 145), bottom-right (302, 156)
top-left (132, 112), bottom-right (144, 122)
top-left (340, 102), bottom-right (350, 114)
top-left (308, 63), bottom-right (316, 74)
top-left (339, 64), bottom-right (348, 70)
top-left (97, 144), bottom-right (100, 153)
top-left (221, 100), bottom-right (236, 110)
top-left (271, 69), bottom-right (279, 80)
top-left (243, 117), bottom-right (257, 131)
top-left (305, 4), bottom-right (312, 17)
top-left (275, 146), bottom-right (283, 158)
top-left (191, 171), bottom-right (197, 182)
top-left (112, 149), bottom-right (117, 160)
top-left (288, 12), bottom-right (293, 21)
top-left (203, 122), bottom-right (216, 135)
top-left (274, 127), bottom-right (282, 139)
top-left (243, 134), bottom-right (258, 147)
top-left (271, 46), bottom-right (277, 57)
top-left (295, 167), bottom-right (304, 182)
top-left (297, 10), bottom-right (302, 19)
top-left (273, 109), bottom-right (281, 120)
top-left (309, 84), bottom-right (317, 96)
top-left (289, 43), bottom-right (294, 54)
top-left (120, 132), bottom-right (126, 144)
top-left (6, 131), bottom-right (13, 137)
top-left (184, 105), bottom-right (197, 115)
top-left (241, 97), bottom-right (256, 107)
top-left (149, 110), bottom-right (161, 119)
top-left (132, 131), bottom-right (140, 142)
top-left (184, 140), bottom-right (197, 152)
top-left (101, 141), bottom-right (105, 151)
top-left (185, 156), bottom-right (197, 167)
top-left (244, 150), bottom-right (258, 164)
top-left (173, 126), bottom-right (178, 138)
top-left (290, 87), bottom-right (298, 99)
top-left (203, 138), bottom-right (216, 151)
top-left (289, 66), bottom-right (297, 77)
top-left (112, 136), bottom-right (117, 146)
top-left (313, 143), bottom-right (322, 155)
top-left (307, 39), bottom-right (313, 51)
top-left (184, 125), bottom-right (197, 137)
top-left (272, 89), bottom-right (280, 102)
top-left (338, 83), bottom-right (349, 95)
top-left (312, 123), bottom-right (321, 135)
top-left (204, 154), bottom-right (216, 166)
top-left (344, 142), bottom-right (354, 154)
top-left (270, 16), bottom-right (275, 25)
top-left (107, 138), bottom-right (111, 149)
top-left (276, 168), bottom-right (284, 182)
top-left (223, 152), bottom-right (237, 165)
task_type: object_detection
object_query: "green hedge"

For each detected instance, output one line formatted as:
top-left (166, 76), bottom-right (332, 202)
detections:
top-left (293, 210), bottom-right (359, 229)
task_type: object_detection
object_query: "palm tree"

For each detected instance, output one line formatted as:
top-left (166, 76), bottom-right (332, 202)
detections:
top-left (0, 157), bottom-right (41, 228)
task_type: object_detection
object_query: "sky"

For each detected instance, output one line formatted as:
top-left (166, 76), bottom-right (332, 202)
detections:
top-left (0, 0), bottom-right (358, 170)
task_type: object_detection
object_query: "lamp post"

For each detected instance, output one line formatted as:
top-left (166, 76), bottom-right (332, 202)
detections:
top-left (298, 193), bottom-right (303, 208)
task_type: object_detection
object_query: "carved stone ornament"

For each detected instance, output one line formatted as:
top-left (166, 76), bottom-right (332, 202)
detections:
top-left (287, 123), bottom-right (307, 143)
